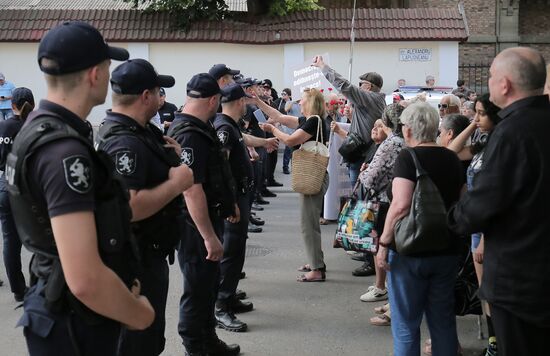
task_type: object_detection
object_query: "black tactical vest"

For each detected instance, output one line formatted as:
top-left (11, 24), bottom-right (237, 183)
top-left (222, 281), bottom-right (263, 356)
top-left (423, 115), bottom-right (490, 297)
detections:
top-left (96, 118), bottom-right (184, 254)
top-left (167, 119), bottom-right (237, 219)
top-left (6, 110), bottom-right (139, 323)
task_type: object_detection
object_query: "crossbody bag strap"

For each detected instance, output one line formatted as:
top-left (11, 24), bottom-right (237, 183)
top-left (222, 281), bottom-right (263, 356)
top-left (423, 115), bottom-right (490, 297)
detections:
top-left (406, 147), bottom-right (427, 178)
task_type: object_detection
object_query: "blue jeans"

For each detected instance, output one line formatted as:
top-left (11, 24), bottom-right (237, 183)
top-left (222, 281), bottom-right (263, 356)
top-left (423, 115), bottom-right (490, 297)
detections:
top-left (387, 250), bottom-right (458, 356)
top-left (0, 109), bottom-right (13, 120)
top-left (283, 146), bottom-right (292, 171)
top-left (0, 189), bottom-right (26, 294)
top-left (348, 161), bottom-right (362, 188)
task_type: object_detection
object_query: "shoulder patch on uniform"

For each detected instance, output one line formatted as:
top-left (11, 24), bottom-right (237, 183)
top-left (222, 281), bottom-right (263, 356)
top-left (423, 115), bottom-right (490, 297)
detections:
top-left (180, 148), bottom-right (194, 166)
top-left (63, 155), bottom-right (92, 194)
top-left (115, 150), bottom-right (137, 176)
top-left (217, 130), bottom-right (229, 145)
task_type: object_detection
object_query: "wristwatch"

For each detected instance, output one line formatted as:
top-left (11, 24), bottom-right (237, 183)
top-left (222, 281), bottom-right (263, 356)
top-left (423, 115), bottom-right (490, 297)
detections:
top-left (379, 241), bottom-right (391, 248)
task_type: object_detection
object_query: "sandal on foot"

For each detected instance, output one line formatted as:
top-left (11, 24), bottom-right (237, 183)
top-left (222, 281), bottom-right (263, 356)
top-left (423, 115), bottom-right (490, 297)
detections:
top-left (297, 272), bottom-right (326, 282)
top-left (369, 313), bottom-right (391, 326)
top-left (373, 303), bottom-right (390, 315)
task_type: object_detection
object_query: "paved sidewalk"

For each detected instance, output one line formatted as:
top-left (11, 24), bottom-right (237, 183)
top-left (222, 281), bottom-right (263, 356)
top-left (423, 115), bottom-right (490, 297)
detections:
top-left (0, 161), bottom-right (487, 355)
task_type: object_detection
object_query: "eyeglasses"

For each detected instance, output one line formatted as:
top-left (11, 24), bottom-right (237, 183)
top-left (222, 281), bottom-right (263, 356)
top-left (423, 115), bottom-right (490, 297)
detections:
top-left (282, 92), bottom-right (289, 96)
top-left (438, 103), bottom-right (457, 109)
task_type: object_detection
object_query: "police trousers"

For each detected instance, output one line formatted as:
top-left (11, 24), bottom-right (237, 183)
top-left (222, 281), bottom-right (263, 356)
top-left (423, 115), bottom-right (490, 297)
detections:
top-left (178, 220), bottom-right (222, 352)
top-left (0, 189), bottom-right (26, 295)
top-left (118, 252), bottom-right (170, 356)
top-left (218, 193), bottom-right (250, 303)
top-left (19, 281), bottom-right (120, 356)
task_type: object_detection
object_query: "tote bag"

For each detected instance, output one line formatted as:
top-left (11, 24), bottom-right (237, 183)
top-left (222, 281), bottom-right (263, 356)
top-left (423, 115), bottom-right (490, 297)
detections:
top-left (291, 115), bottom-right (329, 195)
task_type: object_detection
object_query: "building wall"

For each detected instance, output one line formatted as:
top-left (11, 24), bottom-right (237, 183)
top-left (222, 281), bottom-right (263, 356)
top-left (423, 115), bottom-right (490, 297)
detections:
top-left (0, 40), bottom-right (457, 125)
top-left (303, 41), bottom-right (457, 89)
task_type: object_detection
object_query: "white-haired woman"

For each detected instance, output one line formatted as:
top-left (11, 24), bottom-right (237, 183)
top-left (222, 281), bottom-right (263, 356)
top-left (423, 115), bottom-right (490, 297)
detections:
top-left (376, 102), bottom-right (464, 356)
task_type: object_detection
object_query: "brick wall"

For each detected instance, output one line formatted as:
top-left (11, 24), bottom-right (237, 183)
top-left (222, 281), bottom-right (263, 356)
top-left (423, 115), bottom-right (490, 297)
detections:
top-left (519, 2), bottom-right (550, 37)
top-left (462, 0), bottom-right (496, 36)
top-left (459, 43), bottom-right (496, 64)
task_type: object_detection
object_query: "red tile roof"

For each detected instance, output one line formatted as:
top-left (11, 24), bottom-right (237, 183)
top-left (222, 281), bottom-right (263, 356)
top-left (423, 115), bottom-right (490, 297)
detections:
top-left (0, 7), bottom-right (468, 43)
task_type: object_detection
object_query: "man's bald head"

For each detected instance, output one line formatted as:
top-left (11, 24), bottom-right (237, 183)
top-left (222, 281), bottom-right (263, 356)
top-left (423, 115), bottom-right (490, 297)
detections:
top-left (495, 47), bottom-right (546, 92)
top-left (489, 47), bottom-right (546, 108)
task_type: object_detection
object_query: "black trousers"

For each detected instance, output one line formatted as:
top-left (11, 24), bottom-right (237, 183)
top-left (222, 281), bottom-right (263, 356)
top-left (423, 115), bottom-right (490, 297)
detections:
top-left (21, 282), bottom-right (120, 356)
top-left (490, 303), bottom-right (549, 356)
top-left (254, 147), bottom-right (266, 196)
top-left (177, 221), bottom-right (222, 352)
top-left (118, 253), bottom-right (170, 356)
top-left (218, 193), bottom-right (250, 303)
top-left (0, 189), bottom-right (26, 294)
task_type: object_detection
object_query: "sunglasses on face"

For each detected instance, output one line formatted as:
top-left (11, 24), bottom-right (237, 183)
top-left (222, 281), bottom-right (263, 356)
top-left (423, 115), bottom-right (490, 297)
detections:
top-left (438, 103), bottom-right (457, 109)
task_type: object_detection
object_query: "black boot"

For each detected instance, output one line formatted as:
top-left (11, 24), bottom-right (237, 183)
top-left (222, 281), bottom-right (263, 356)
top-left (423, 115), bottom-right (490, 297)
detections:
top-left (215, 307), bottom-right (248, 332)
top-left (205, 332), bottom-right (241, 355)
top-left (249, 214), bottom-right (265, 226)
top-left (235, 289), bottom-right (247, 300)
top-left (228, 297), bottom-right (254, 313)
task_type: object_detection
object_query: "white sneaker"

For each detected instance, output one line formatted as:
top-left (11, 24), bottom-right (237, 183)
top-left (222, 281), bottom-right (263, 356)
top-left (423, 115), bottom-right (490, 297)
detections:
top-left (360, 287), bottom-right (388, 302)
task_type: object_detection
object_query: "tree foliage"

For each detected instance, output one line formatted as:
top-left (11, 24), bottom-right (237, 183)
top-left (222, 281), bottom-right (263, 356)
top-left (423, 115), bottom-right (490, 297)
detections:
top-left (122, 0), bottom-right (323, 29)
top-left (268, 0), bottom-right (322, 17)
top-left (123, 0), bottom-right (229, 30)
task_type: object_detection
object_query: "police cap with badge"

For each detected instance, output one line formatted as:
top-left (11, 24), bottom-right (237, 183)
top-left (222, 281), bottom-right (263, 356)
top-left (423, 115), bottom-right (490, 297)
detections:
top-left (209, 64), bottom-right (240, 81)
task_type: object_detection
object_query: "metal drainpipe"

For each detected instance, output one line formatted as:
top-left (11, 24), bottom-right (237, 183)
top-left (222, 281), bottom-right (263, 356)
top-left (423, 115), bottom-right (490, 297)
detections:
top-left (495, 0), bottom-right (501, 54)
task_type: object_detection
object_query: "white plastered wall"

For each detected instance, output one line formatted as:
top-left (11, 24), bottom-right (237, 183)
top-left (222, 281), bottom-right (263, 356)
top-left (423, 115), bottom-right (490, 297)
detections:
top-left (0, 40), bottom-right (458, 125)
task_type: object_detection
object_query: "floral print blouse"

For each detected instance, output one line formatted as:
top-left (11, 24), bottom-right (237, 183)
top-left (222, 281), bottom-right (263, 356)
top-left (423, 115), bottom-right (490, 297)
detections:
top-left (358, 133), bottom-right (404, 202)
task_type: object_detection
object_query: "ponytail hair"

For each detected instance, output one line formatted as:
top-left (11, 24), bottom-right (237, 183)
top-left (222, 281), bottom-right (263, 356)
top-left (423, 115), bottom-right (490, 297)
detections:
top-left (19, 101), bottom-right (34, 120)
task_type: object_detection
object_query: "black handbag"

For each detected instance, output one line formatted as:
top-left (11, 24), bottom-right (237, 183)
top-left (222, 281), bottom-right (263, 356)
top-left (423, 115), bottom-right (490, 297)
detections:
top-left (394, 148), bottom-right (451, 255)
top-left (338, 132), bottom-right (369, 163)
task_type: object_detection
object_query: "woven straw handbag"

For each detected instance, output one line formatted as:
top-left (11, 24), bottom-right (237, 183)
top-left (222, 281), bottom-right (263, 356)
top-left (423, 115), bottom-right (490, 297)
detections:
top-left (291, 115), bottom-right (329, 195)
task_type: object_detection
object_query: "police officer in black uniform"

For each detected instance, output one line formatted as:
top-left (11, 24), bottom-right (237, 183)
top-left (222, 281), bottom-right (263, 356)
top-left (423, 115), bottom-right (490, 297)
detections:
top-left (6, 21), bottom-right (154, 355)
top-left (158, 87), bottom-right (178, 132)
top-left (96, 59), bottom-right (194, 356)
top-left (0, 87), bottom-right (34, 301)
top-left (209, 64), bottom-right (240, 90)
top-left (168, 73), bottom-right (240, 356)
top-left (213, 84), bottom-right (278, 332)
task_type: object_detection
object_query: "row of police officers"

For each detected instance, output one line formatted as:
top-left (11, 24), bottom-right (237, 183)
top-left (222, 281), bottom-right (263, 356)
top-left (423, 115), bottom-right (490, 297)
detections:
top-left (6, 21), bottom-right (277, 356)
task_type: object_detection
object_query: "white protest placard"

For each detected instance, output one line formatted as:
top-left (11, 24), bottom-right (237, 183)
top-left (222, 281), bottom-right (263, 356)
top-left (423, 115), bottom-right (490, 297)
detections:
top-left (290, 53), bottom-right (334, 99)
top-left (399, 48), bottom-right (432, 62)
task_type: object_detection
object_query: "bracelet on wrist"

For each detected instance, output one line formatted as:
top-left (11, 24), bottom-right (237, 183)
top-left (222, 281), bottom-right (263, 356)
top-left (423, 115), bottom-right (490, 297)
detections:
top-left (379, 241), bottom-right (391, 248)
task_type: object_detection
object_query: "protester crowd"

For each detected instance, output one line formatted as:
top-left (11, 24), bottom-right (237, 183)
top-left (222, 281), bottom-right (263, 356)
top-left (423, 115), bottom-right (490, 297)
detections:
top-left (0, 20), bottom-right (549, 356)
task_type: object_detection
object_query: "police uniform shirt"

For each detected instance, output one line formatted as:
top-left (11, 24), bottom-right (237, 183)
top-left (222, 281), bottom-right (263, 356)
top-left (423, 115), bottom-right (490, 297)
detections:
top-left (243, 104), bottom-right (265, 139)
top-left (158, 101), bottom-right (179, 124)
top-left (213, 113), bottom-right (253, 192)
top-left (171, 113), bottom-right (212, 185)
top-left (0, 115), bottom-right (24, 171)
top-left (100, 111), bottom-right (170, 190)
top-left (27, 100), bottom-right (96, 218)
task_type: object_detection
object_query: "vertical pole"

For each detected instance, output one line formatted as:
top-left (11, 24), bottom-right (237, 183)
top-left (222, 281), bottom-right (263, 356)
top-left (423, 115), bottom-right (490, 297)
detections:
top-left (348, 0), bottom-right (357, 81)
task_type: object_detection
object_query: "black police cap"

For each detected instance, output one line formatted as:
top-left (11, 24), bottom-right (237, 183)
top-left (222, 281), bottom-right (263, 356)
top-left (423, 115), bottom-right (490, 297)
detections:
top-left (209, 64), bottom-right (240, 81)
top-left (220, 83), bottom-right (252, 103)
top-left (38, 21), bottom-right (129, 75)
top-left (187, 73), bottom-right (220, 98)
top-left (12, 87), bottom-right (35, 109)
top-left (111, 59), bottom-right (175, 95)
top-left (237, 77), bottom-right (262, 88)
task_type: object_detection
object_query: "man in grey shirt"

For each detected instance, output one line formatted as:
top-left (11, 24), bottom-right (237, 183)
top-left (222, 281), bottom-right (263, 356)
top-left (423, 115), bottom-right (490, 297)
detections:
top-left (312, 55), bottom-right (386, 186)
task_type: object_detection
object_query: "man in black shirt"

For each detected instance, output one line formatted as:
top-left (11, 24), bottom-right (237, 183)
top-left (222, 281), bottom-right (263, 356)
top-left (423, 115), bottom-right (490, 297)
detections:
top-left (213, 84), bottom-right (278, 332)
top-left (158, 87), bottom-right (179, 132)
top-left (8, 21), bottom-right (154, 355)
top-left (168, 73), bottom-right (241, 356)
top-left (97, 59), bottom-right (194, 356)
top-left (449, 47), bottom-right (550, 356)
